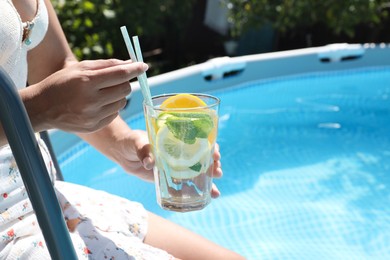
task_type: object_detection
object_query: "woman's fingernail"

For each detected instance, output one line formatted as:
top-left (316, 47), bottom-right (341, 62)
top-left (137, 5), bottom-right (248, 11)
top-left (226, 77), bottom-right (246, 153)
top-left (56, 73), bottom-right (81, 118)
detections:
top-left (142, 63), bottom-right (149, 71)
top-left (143, 157), bottom-right (153, 170)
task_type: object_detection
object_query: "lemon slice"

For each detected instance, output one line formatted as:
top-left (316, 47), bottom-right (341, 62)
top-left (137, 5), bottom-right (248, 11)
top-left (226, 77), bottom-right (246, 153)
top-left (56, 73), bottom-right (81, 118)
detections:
top-left (156, 124), bottom-right (210, 169)
top-left (156, 112), bottom-right (174, 129)
top-left (170, 168), bottom-right (203, 179)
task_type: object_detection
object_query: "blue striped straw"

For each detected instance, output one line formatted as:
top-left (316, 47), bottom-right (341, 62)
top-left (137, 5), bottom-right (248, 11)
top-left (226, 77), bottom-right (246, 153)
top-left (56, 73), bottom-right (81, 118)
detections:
top-left (120, 26), bottom-right (153, 106)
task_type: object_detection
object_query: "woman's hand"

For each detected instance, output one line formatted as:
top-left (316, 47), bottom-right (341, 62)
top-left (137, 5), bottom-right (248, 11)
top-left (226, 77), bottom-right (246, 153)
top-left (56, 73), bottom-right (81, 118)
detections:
top-left (21, 59), bottom-right (148, 133)
top-left (116, 130), bottom-right (223, 198)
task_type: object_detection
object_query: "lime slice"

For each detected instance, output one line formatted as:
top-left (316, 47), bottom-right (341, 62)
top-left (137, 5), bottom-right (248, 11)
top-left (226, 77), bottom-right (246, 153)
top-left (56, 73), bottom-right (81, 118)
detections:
top-left (156, 124), bottom-right (210, 169)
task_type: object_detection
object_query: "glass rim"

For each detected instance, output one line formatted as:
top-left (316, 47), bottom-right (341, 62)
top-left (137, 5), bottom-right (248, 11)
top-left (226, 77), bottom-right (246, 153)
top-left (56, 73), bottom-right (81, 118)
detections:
top-left (143, 93), bottom-right (220, 111)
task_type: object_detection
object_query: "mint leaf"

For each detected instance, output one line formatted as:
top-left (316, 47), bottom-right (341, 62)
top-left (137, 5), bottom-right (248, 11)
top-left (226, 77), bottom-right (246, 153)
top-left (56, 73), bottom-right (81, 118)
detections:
top-left (165, 112), bottom-right (214, 144)
top-left (193, 117), bottom-right (213, 138)
top-left (189, 162), bottom-right (202, 172)
top-left (169, 112), bottom-right (214, 138)
top-left (166, 117), bottom-right (197, 144)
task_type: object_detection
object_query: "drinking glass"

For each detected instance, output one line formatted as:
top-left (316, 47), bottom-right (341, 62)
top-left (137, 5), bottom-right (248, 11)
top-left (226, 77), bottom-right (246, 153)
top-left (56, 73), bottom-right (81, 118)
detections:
top-left (143, 93), bottom-right (220, 212)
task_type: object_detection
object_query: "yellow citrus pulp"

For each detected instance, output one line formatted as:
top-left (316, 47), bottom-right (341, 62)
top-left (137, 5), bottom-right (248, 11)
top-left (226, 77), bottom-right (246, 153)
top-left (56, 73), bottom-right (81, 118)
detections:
top-left (160, 93), bottom-right (207, 109)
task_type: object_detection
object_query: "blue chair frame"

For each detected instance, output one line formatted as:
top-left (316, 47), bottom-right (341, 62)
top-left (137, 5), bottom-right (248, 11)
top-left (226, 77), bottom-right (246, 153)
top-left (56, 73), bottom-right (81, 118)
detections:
top-left (0, 67), bottom-right (77, 259)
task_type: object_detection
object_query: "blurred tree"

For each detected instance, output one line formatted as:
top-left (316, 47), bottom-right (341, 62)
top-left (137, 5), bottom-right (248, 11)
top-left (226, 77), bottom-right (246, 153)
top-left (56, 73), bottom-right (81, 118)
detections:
top-left (222, 0), bottom-right (390, 49)
top-left (52, 0), bottom-right (196, 74)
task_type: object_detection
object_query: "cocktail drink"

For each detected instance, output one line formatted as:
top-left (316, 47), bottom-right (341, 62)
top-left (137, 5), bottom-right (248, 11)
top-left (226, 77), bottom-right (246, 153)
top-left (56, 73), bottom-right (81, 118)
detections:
top-left (144, 93), bottom-right (220, 212)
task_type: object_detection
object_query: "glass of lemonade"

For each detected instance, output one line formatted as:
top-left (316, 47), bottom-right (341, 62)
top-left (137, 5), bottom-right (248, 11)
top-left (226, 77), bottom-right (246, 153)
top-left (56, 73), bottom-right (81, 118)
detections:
top-left (143, 93), bottom-right (220, 212)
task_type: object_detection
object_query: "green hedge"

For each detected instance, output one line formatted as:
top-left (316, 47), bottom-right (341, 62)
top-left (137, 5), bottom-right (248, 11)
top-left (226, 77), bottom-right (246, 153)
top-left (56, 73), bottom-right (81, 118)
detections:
top-left (52, 0), bottom-right (195, 74)
top-left (223, 0), bottom-right (389, 38)
top-left (221, 0), bottom-right (390, 53)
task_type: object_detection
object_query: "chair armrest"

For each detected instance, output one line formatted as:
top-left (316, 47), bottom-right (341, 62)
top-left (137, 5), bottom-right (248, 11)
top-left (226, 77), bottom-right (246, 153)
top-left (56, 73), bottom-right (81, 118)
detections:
top-left (0, 67), bottom-right (77, 260)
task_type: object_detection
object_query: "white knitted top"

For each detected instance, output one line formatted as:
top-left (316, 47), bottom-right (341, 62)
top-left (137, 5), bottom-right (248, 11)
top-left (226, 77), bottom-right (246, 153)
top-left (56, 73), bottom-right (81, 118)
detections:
top-left (0, 0), bottom-right (55, 233)
top-left (0, 0), bottom-right (48, 88)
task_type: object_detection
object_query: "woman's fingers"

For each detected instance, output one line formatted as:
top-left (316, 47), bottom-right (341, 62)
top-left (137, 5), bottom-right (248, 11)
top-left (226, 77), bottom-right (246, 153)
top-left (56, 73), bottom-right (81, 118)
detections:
top-left (213, 143), bottom-right (221, 161)
top-left (37, 59), bottom-right (147, 133)
top-left (212, 143), bottom-right (223, 178)
top-left (213, 160), bottom-right (223, 178)
top-left (211, 183), bottom-right (221, 198)
top-left (77, 59), bottom-right (133, 71)
top-left (98, 82), bottom-right (132, 107)
top-left (93, 62), bottom-right (148, 90)
top-left (133, 130), bottom-right (155, 170)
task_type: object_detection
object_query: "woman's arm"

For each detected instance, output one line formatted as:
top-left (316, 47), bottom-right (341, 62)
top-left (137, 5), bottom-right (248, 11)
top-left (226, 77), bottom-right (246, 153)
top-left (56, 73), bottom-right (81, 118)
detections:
top-left (77, 116), bottom-right (156, 181)
top-left (18, 0), bottom-right (147, 134)
top-left (27, 0), bottom-right (77, 83)
top-left (18, 0), bottom-right (155, 180)
top-left (18, 0), bottom-right (223, 189)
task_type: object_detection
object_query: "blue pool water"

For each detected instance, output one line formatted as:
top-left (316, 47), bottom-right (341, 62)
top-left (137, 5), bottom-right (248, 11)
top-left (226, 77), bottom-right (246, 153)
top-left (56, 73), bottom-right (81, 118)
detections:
top-left (58, 66), bottom-right (390, 259)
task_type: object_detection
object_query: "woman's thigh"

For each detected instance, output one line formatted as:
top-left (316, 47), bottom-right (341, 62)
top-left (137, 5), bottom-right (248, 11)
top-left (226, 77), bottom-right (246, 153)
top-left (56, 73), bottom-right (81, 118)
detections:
top-left (144, 212), bottom-right (245, 260)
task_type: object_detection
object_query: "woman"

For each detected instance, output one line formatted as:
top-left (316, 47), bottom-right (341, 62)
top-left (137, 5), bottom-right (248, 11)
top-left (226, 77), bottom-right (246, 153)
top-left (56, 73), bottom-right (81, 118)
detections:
top-left (0, 0), bottom-right (245, 259)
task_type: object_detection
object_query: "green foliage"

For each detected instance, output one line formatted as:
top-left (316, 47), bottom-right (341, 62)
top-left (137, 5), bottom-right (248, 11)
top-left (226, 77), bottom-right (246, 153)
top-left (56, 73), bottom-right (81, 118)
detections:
top-left (222, 0), bottom-right (390, 39)
top-left (52, 0), bottom-right (195, 68)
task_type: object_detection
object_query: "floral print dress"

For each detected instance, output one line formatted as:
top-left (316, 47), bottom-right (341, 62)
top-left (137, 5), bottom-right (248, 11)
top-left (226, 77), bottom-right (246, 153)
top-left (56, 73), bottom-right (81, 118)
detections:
top-left (0, 138), bottom-right (173, 259)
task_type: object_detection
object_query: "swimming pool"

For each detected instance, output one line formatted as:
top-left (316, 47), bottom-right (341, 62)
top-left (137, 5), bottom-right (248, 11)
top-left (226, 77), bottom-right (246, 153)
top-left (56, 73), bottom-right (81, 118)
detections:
top-left (52, 44), bottom-right (390, 259)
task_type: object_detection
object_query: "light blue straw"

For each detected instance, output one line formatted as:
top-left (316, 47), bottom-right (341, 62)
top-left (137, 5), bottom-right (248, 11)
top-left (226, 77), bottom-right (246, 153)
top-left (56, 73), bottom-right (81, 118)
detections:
top-left (120, 26), bottom-right (153, 106)
top-left (132, 36), bottom-right (144, 63)
top-left (132, 36), bottom-right (152, 104)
